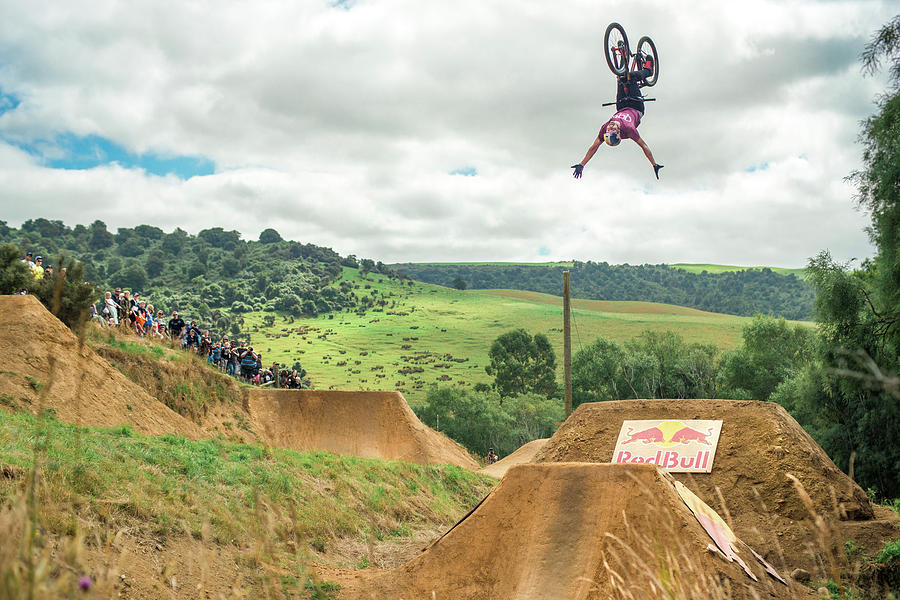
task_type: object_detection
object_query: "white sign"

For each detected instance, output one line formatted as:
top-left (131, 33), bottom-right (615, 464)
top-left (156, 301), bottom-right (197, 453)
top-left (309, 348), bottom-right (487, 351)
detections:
top-left (611, 419), bottom-right (723, 473)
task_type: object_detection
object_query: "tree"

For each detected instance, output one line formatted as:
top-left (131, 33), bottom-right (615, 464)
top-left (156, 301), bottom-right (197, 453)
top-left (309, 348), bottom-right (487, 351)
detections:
top-left (161, 228), bottom-right (188, 255)
top-left (145, 251), bottom-right (165, 278)
top-left (793, 17), bottom-right (900, 497)
top-left (198, 227), bottom-right (241, 249)
top-left (413, 387), bottom-right (513, 456)
top-left (572, 336), bottom-right (626, 407)
top-left (0, 243), bottom-right (33, 293)
top-left (258, 228), bottom-right (283, 244)
top-left (31, 254), bottom-right (98, 330)
top-left (89, 220), bottom-right (114, 250)
top-left (717, 315), bottom-right (815, 400)
top-left (485, 329), bottom-right (557, 399)
top-left (114, 263), bottom-right (148, 291)
top-left (452, 276), bottom-right (467, 290)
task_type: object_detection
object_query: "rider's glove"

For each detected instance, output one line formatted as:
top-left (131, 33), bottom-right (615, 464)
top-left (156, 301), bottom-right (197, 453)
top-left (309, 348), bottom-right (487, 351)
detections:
top-left (653, 164), bottom-right (664, 180)
top-left (571, 164), bottom-right (584, 179)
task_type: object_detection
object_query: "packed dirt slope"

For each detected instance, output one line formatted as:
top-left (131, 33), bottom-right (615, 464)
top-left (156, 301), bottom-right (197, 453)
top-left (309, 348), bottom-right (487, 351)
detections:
top-left (1, 296), bottom-right (475, 467)
top-left (244, 388), bottom-right (478, 468)
top-left (534, 399), bottom-right (898, 573)
top-left (324, 463), bottom-right (812, 600)
top-left (478, 437), bottom-right (548, 479)
top-left (0, 295), bottom-right (202, 438)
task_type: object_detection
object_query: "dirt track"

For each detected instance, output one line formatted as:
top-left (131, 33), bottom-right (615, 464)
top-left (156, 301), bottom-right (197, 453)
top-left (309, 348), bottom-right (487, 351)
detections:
top-left (244, 388), bottom-right (479, 467)
top-left (324, 463), bottom-right (813, 600)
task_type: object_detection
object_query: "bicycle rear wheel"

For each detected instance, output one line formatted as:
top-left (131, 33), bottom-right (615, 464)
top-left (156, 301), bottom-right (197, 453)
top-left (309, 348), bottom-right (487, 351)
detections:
top-left (635, 36), bottom-right (658, 87)
top-left (604, 22), bottom-right (629, 77)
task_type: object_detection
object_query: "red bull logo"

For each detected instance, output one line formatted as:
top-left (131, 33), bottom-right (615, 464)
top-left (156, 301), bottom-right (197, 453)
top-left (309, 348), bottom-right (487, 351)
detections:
top-left (612, 419), bottom-right (723, 473)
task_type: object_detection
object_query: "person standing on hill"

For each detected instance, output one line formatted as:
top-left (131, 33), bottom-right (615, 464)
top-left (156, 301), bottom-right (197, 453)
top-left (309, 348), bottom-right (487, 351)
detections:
top-left (32, 256), bottom-right (44, 280)
top-left (104, 291), bottom-right (119, 325)
top-left (21, 251), bottom-right (34, 271)
top-left (168, 311), bottom-right (185, 341)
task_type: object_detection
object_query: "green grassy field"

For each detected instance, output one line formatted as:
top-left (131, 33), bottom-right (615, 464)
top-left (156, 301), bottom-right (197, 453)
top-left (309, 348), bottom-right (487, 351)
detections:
top-left (393, 261), bottom-right (575, 267)
top-left (671, 263), bottom-right (806, 277)
top-left (242, 268), bottom-right (788, 405)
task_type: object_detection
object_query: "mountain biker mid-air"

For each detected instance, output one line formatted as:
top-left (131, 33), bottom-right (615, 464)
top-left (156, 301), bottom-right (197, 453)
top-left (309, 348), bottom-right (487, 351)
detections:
top-left (572, 57), bottom-right (663, 180)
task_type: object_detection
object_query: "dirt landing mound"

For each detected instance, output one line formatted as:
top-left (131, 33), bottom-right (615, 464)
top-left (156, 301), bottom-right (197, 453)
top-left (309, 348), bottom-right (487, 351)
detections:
top-left (533, 399), bottom-right (890, 573)
top-left (0, 295), bottom-right (201, 438)
top-left (325, 463), bottom-right (809, 600)
top-left (243, 389), bottom-right (478, 468)
top-left (478, 438), bottom-right (548, 479)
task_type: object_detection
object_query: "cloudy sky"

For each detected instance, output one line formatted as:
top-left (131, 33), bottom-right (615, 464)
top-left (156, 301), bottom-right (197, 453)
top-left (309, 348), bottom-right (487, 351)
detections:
top-left (0, 0), bottom-right (894, 266)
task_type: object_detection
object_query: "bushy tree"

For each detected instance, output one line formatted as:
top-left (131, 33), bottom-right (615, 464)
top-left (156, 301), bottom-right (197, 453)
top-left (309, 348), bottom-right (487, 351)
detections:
top-left (258, 228), bottom-right (283, 243)
top-left (485, 329), bottom-right (557, 399)
top-left (30, 254), bottom-right (98, 330)
top-left (785, 17), bottom-right (900, 497)
top-left (89, 220), bottom-right (114, 250)
top-left (717, 315), bottom-right (816, 400)
top-left (0, 243), bottom-right (33, 293)
top-left (572, 336), bottom-right (625, 407)
top-left (572, 330), bottom-right (719, 403)
top-left (114, 263), bottom-right (148, 291)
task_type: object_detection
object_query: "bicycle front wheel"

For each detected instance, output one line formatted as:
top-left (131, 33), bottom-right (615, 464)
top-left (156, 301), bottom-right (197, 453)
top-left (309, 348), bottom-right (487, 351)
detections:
top-left (604, 22), bottom-right (629, 78)
top-left (635, 36), bottom-right (658, 87)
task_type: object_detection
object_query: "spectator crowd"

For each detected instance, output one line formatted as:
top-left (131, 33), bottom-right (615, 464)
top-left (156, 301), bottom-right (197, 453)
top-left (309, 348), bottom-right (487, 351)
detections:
top-left (90, 284), bottom-right (309, 388)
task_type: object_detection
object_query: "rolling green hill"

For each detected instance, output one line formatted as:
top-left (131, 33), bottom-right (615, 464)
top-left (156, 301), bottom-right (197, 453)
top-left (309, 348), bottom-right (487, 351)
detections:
top-left (242, 268), bottom-right (777, 405)
top-left (392, 261), bottom-right (814, 320)
top-left (672, 263), bottom-right (806, 277)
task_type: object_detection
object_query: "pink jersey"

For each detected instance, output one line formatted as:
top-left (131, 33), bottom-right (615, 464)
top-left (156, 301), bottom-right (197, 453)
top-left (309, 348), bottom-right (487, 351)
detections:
top-left (599, 108), bottom-right (642, 141)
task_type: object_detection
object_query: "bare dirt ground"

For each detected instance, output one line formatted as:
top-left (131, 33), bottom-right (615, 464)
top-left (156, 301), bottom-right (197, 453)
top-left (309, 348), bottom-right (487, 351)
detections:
top-left (322, 463), bottom-right (814, 600)
top-left (0, 295), bottom-right (202, 438)
top-left (244, 388), bottom-right (478, 468)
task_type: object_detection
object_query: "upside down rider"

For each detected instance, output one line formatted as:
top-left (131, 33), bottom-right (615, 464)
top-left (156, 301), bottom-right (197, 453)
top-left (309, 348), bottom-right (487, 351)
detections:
top-left (572, 56), bottom-right (663, 180)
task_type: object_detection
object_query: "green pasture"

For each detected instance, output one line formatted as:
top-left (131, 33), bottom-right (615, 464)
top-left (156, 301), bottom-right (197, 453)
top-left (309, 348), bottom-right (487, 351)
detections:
top-left (243, 268), bottom-right (796, 406)
top-left (671, 263), bottom-right (806, 277)
top-left (394, 261), bottom-right (575, 267)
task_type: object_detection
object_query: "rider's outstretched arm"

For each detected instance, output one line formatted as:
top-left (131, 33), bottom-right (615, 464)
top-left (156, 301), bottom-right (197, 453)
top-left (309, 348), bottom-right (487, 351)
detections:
top-left (572, 136), bottom-right (602, 178)
top-left (635, 138), bottom-right (664, 179)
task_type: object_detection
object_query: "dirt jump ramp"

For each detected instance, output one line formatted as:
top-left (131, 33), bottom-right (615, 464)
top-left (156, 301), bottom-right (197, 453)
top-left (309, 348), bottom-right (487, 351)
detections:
top-left (0, 295), bottom-right (201, 438)
top-left (243, 388), bottom-right (478, 468)
top-left (534, 399), bottom-right (897, 574)
top-left (326, 462), bottom-right (811, 600)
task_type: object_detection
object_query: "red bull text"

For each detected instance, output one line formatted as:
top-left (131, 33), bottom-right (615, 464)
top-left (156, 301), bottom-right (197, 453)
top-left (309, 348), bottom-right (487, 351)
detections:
top-left (615, 449), bottom-right (712, 470)
top-left (611, 419), bottom-right (723, 473)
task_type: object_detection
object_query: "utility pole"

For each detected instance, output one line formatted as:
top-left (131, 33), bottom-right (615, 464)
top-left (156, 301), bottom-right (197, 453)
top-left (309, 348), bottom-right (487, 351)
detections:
top-left (563, 270), bottom-right (572, 418)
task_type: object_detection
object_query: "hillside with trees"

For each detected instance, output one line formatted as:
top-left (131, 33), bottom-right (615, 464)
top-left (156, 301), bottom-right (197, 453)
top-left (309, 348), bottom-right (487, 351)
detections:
top-left (0, 220), bottom-right (400, 336)
top-left (392, 261), bottom-right (814, 320)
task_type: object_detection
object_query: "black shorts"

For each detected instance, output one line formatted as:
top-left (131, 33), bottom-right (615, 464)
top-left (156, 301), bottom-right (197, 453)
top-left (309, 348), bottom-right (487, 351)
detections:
top-left (615, 68), bottom-right (652, 114)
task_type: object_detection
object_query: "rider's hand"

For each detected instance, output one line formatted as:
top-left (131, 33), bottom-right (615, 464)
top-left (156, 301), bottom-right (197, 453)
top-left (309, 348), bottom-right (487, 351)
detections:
top-left (653, 164), bottom-right (664, 180)
top-left (571, 164), bottom-right (584, 179)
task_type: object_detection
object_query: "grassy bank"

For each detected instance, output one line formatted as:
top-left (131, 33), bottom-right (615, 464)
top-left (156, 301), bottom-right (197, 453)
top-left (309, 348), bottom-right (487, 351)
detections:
top-left (0, 410), bottom-right (493, 572)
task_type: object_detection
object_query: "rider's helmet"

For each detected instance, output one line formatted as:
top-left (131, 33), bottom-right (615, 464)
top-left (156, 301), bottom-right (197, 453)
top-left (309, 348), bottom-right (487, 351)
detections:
top-left (603, 131), bottom-right (621, 146)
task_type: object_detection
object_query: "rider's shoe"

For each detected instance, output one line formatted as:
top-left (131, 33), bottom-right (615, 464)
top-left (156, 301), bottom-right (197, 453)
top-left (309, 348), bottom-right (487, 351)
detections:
top-left (643, 55), bottom-right (654, 71)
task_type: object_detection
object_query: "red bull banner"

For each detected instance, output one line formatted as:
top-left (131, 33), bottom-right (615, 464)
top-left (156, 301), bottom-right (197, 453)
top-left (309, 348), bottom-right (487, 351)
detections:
top-left (611, 419), bottom-right (723, 473)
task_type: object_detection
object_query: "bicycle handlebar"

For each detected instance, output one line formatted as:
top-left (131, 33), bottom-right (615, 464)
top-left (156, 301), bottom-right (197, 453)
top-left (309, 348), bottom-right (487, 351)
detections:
top-left (601, 98), bottom-right (656, 107)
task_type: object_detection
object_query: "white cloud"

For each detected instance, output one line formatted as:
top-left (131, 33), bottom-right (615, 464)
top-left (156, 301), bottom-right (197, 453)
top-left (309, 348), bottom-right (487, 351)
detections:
top-left (0, 0), bottom-right (894, 266)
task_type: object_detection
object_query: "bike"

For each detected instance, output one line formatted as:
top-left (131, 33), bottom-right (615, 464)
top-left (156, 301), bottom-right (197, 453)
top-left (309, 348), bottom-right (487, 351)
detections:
top-left (603, 22), bottom-right (659, 87)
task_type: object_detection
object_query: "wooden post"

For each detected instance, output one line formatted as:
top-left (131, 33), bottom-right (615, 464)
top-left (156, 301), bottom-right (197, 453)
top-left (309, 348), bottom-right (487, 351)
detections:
top-left (563, 270), bottom-right (572, 418)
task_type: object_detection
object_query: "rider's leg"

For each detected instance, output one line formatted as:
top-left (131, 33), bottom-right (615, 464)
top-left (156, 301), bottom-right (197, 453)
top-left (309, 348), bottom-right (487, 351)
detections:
top-left (615, 80), bottom-right (645, 114)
